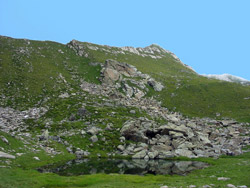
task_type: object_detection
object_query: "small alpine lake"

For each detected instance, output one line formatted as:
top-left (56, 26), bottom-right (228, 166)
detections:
top-left (37, 158), bottom-right (208, 176)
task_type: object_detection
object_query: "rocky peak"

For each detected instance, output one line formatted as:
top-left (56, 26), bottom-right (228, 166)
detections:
top-left (66, 39), bottom-right (196, 73)
top-left (67, 40), bottom-right (88, 57)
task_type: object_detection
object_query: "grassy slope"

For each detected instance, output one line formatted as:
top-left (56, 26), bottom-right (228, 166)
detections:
top-left (0, 36), bottom-right (250, 122)
top-left (0, 36), bottom-right (100, 110)
top-left (82, 42), bottom-right (250, 122)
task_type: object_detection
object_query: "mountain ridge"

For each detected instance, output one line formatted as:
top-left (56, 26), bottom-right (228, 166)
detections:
top-left (0, 36), bottom-right (250, 186)
top-left (0, 35), bottom-right (250, 122)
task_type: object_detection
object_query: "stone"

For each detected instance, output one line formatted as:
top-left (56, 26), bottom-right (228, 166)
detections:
top-left (117, 145), bottom-right (125, 152)
top-left (90, 135), bottom-right (98, 143)
top-left (75, 149), bottom-right (84, 157)
top-left (0, 136), bottom-right (9, 144)
top-left (160, 186), bottom-right (169, 188)
top-left (133, 147), bottom-right (144, 153)
top-left (197, 133), bottom-right (211, 145)
top-left (175, 149), bottom-right (194, 158)
top-left (59, 93), bottom-right (69, 98)
top-left (132, 150), bottom-right (147, 159)
top-left (100, 59), bottom-right (140, 84)
top-left (120, 136), bottom-right (126, 142)
top-left (87, 127), bottom-right (100, 135)
top-left (187, 122), bottom-right (197, 129)
top-left (203, 185), bottom-right (212, 188)
top-left (193, 149), bottom-right (206, 157)
top-left (217, 177), bottom-right (230, 181)
top-left (130, 110), bottom-right (136, 114)
top-left (134, 89), bottom-right (145, 99)
top-left (157, 135), bottom-right (171, 144)
top-left (159, 123), bottom-right (187, 135)
top-left (0, 151), bottom-right (15, 159)
top-left (227, 184), bottom-right (236, 188)
top-left (177, 142), bottom-right (195, 149)
top-left (81, 130), bottom-right (86, 135)
top-left (102, 68), bottom-right (120, 83)
top-left (42, 129), bottom-right (49, 141)
top-left (144, 155), bottom-right (149, 160)
top-left (169, 131), bottom-right (184, 138)
top-left (120, 120), bottom-right (148, 143)
top-left (158, 151), bottom-right (174, 158)
top-left (172, 138), bottom-right (185, 149)
top-left (105, 123), bottom-right (113, 131)
top-left (166, 115), bottom-right (179, 122)
top-left (148, 151), bottom-right (159, 159)
top-left (147, 79), bottom-right (164, 91)
top-left (123, 83), bottom-right (134, 98)
top-left (33, 156), bottom-right (40, 160)
top-left (151, 144), bottom-right (172, 152)
top-left (69, 114), bottom-right (76, 121)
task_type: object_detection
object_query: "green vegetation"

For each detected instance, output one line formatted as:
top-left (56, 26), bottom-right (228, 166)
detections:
top-left (0, 36), bottom-right (250, 121)
top-left (0, 134), bottom-right (250, 188)
top-left (82, 41), bottom-right (250, 122)
top-left (0, 36), bottom-right (250, 188)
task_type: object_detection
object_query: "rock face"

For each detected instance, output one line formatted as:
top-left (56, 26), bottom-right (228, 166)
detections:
top-left (100, 59), bottom-right (138, 84)
top-left (100, 59), bottom-right (164, 92)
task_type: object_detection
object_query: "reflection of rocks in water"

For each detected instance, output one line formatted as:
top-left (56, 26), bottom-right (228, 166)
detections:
top-left (38, 159), bottom-right (208, 176)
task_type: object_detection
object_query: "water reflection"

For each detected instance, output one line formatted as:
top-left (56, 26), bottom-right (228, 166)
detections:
top-left (38, 158), bottom-right (208, 176)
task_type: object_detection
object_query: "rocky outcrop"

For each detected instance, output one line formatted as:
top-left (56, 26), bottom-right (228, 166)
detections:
top-left (100, 59), bottom-right (138, 84)
top-left (0, 107), bottom-right (47, 133)
top-left (67, 40), bottom-right (91, 57)
top-left (100, 59), bottom-right (164, 92)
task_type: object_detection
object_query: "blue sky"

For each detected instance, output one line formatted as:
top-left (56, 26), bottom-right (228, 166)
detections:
top-left (1, 0), bottom-right (249, 80)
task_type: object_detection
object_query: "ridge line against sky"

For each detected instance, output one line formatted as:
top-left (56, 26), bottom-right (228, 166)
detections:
top-left (0, 0), bottom-right (249, 80)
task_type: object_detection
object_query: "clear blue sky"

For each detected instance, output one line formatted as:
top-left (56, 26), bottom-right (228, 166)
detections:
top-left (1, 0), bottom-right (249, 80)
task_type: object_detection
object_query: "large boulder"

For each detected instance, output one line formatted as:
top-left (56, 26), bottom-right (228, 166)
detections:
top-left (100, 59), bottom-right (138, 84)
top-left (147, 79), bottom-right (164, 91)
top-left (175, 149), bottom-right (194, 158)
top-left (87, 127), bottom-right (100, 135)
top-left (132, 149), bottom-right (147, 159)
top-left (120, 120), bottom-right (148, 143)
top-left (102, 68), bottom-right (121, 83)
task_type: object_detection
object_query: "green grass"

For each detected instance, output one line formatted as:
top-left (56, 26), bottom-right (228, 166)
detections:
top-left (0, 151), bottom-right (249, 188)
top-left (1, 132), bottom-right (250, 188)
top-left (80, 41), bottom-right (250, 122)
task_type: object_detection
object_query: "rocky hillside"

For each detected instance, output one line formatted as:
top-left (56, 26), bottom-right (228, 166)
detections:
top-left (0, 35), bottom-right (250, 161)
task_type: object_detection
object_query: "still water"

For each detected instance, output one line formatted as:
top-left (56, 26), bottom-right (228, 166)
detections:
top-left (38, 158), bottom-right (208, 176)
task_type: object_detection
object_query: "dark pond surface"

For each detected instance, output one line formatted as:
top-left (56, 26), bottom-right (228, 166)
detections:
top-left (38, 158), bottom-right (208, 176)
